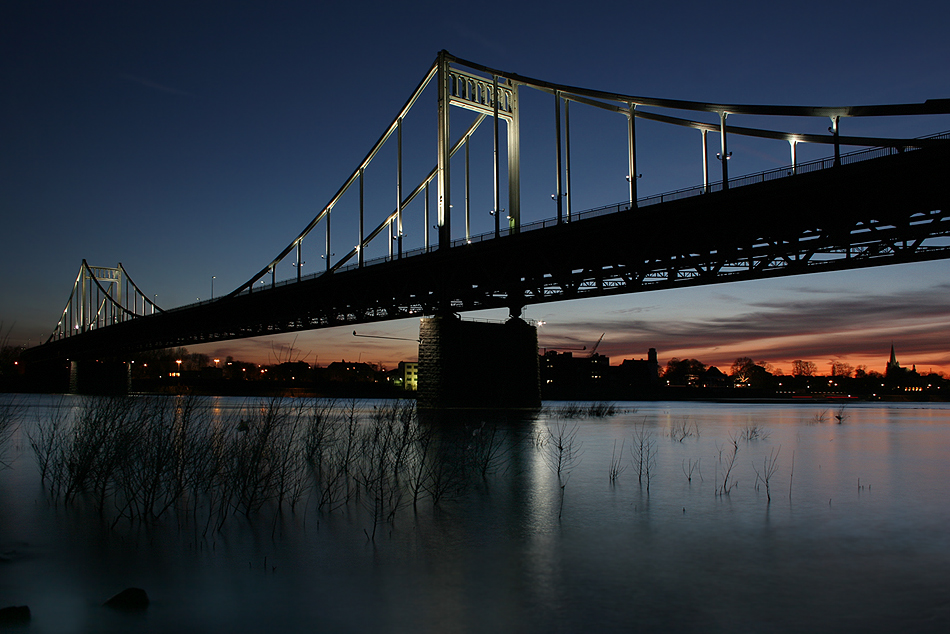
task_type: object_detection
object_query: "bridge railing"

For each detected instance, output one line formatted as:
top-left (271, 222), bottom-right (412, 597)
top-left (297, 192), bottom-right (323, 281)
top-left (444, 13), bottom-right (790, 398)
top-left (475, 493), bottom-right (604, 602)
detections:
top-left (225, 131), bottom-right (949, 296)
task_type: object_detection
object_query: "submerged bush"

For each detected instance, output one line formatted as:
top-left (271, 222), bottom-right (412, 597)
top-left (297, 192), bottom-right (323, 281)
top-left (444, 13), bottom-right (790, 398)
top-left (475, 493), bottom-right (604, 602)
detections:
top-left (0, 395), bottom-right (21, 469)
top-left (546, 402), bottom-right (617, 418)
top-left (739, 424), bottom-right (771, 441)
top-left (29, 395), bottom-right (508, 538)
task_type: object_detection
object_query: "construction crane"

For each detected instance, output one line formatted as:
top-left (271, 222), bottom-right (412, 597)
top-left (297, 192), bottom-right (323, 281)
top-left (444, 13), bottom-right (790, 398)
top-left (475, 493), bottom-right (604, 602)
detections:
top-left (588, 333), bottom-right (605, 357)
top-left (540, 344), bottom-right (586, 355)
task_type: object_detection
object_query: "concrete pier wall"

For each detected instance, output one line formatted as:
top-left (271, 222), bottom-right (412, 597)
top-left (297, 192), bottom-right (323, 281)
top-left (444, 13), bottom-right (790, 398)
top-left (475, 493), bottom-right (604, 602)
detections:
top-left (418, 316), bottom-right (540, 410)
top-left (69, 359), bottom-right (131, 394)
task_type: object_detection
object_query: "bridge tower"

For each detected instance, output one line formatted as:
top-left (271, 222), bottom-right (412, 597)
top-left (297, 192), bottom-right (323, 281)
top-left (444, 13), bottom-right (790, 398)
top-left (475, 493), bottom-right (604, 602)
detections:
top-left (38, 260), bottom-right (160, 393)
top-left (417, 53), bottom-right (538, 409)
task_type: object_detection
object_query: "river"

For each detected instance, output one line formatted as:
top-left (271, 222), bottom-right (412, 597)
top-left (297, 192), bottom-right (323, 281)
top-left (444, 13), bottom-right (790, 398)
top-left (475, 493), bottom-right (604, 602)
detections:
top-left (1, 395), bottom-right (948, 632)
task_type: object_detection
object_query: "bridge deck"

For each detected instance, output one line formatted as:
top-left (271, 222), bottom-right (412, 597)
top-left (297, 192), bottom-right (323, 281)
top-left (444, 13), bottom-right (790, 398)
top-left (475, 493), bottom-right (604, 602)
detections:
top-left (26, 144), bottom-right (950, 362)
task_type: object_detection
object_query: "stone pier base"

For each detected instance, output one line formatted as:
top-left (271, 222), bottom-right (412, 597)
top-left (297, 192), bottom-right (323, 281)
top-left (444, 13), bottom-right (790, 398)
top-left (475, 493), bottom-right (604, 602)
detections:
top-left (69, 359), bottom-right (131, 394)
top-left (417, 315), bottom-right (540, 410)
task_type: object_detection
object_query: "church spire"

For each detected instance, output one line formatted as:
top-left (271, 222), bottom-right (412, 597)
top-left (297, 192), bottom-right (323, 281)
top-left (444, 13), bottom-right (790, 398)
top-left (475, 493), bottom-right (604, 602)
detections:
top-left (886, 344), bottom-right (903, 380)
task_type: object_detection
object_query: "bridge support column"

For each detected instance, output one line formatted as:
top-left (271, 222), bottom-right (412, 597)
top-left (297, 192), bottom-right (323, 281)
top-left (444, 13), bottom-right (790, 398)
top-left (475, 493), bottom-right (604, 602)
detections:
top-left (831, 115), bottom-right (841, 166)
top-left (507, 81), bottom-right (521, 233)
top-left (437, 50), bottom-right (452, 248)
top-left (627, 104), bottom-right (638, 207)
top-left (69, 359), bottom-right (131, 395)
top-left (417, 315), bottom-right (540, 411)
top-left (718, 112), bottom-right (731, 189)
top-left (702, 129), bottom-right (709, 192)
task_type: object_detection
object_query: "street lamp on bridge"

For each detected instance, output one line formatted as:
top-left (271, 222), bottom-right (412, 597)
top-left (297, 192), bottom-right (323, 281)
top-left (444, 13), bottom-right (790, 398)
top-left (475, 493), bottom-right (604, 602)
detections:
top-left (211, 276), bottom-right (216, 300)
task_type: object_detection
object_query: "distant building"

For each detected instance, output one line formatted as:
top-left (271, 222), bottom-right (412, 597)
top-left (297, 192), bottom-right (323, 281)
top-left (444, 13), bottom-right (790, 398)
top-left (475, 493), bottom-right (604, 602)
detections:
top-left (700, 366), bottom-right (731, 388)
top-left (616, 348), bottom-right (661, 394)
top-left (325, 360), bottom-right (379, 383)
top-left (539, 347), bottom-right (663, 399)
top-left (885, 345), bottom-right (923, 390)
top-left (539, 350), bottom-right (610, 399)
top-left (886, 344), bottom-right (899, 376)
top-left (395, 361), bottom-right (418, 391)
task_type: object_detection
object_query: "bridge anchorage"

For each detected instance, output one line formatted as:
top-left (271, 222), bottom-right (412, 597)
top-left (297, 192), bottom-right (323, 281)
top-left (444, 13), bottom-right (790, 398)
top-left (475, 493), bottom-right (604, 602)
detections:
top-left (22, 51), bottom-right (950, 405)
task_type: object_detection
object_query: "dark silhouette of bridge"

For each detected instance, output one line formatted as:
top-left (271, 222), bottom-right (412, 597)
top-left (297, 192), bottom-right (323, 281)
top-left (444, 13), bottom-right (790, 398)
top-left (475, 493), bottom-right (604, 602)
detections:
top-left (23, 51), bottom-right (950, 377)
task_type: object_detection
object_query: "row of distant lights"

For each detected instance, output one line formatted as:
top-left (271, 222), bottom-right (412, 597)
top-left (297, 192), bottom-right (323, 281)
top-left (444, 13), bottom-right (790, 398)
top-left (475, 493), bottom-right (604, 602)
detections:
top-left (166, 359), bottom-right (305, 378)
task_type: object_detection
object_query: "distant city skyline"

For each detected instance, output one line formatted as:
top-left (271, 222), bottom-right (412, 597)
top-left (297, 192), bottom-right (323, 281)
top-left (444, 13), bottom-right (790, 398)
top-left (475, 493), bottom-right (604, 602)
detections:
top-left (178, 300), bottom-right (941, 378)
top-left (3, 1), bottom-right (949, 375)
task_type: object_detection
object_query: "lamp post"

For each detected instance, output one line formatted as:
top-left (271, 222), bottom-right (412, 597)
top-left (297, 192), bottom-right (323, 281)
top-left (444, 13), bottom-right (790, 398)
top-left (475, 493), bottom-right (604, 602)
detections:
top-left (211, 276), bottom-right (215, 300)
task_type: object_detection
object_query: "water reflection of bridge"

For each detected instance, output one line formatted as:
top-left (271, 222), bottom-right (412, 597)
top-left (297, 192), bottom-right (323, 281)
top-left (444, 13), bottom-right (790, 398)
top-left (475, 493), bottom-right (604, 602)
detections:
top-left (23, 52), bottom-right (950, 403)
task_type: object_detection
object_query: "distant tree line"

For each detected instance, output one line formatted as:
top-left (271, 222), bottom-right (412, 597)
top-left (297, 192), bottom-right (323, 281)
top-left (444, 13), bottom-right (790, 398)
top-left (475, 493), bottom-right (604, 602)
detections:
top-left (662, 354), bottom-right (946, 397)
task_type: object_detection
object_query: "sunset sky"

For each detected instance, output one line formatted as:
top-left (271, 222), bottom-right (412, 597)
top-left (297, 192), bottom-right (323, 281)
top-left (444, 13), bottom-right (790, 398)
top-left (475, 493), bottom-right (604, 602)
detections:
top-left (3, 1), bottom-right (950, 375)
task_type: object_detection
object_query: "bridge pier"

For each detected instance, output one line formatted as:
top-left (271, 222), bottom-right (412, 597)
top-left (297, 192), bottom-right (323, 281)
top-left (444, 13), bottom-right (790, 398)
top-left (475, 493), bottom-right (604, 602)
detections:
top-left (69, 359), bottom-right (131, 395)
top-left (417, 315), bottom-right (540, 410)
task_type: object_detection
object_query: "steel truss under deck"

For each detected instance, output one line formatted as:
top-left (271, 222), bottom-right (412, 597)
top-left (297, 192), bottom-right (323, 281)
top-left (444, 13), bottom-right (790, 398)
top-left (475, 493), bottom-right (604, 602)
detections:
top-left (520, 207), bottom-right (950, 301)
top-left (459, 145), bottom-right (950, 310)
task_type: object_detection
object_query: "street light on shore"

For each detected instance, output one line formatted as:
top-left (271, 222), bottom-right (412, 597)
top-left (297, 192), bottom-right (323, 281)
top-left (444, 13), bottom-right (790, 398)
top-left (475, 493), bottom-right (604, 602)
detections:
top-left (211, 276), bottom-right (216, 299)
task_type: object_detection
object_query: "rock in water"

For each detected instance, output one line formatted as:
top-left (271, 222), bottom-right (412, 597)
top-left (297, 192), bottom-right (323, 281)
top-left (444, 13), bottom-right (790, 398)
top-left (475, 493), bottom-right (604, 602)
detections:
top-left (103, 588), bottom-right (149, 610)
top-left (0, 605), bottom-right (31, 625)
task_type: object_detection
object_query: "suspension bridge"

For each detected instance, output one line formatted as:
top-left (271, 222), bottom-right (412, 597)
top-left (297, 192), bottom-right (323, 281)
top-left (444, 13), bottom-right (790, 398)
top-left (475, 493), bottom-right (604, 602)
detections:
top-left (21, 51), bottom-right (950, 404)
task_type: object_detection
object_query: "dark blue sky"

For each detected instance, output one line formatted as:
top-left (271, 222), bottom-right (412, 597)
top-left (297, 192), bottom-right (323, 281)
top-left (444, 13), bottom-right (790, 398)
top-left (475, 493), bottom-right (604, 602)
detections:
top-left (3, 1), bottom-right (950, 372)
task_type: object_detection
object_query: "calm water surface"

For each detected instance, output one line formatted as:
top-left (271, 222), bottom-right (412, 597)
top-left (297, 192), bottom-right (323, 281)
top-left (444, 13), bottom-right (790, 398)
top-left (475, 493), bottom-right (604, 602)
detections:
top-left (1, 395), bottom-right (949, 633)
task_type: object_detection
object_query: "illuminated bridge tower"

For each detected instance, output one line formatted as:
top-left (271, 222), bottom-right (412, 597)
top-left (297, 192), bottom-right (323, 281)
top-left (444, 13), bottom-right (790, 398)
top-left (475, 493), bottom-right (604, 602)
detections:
top-left (42, 261), bottom-right (161, 394)
top-left (416, 52), bottom-right (539, 410)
